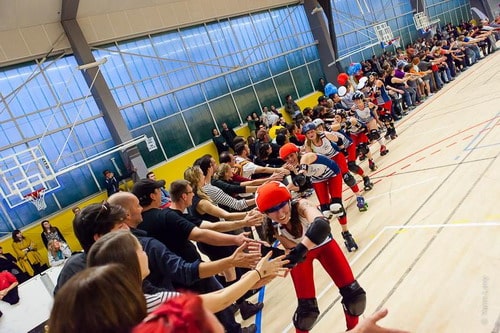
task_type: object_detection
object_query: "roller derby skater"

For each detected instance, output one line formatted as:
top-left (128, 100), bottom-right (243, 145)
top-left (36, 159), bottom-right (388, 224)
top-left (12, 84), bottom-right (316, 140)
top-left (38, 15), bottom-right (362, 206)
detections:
top-left (256, 181), bottom-right (366, 332)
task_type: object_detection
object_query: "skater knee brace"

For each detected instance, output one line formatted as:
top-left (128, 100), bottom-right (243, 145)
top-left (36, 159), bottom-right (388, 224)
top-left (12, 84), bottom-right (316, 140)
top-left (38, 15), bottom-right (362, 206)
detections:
top-left (342, 172), bottom-right (356, 187)
top-left (367, 129), bottom-right (380, 141)
top-left (347, 161), bottom-right (360, 174)
top-left (293, 298), bottom-right (320, 331)
top-left (339, 280), bottom-right (366, 316)
top-left (357, 143), bottom-right (369, 155)
top-left (305, 216), bottom-right (331, 244)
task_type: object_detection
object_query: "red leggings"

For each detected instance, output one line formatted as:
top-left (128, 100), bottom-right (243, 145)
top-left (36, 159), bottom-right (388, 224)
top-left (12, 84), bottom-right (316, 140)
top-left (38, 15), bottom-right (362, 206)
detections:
top-left (290, 240), bottom-right (359, 332)
top-left (312, 176), bottom-right (347, 225)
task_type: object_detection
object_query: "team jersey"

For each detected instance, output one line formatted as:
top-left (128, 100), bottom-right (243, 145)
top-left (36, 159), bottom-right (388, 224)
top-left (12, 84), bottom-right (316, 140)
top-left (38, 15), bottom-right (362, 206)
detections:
top-left (371, 82), bottom-right (390, 104)
top-left (353, 102), bottom-right (375, 123)
top-left (272, 201), bottom-right (331, 248)
top-left (308, 132), bottom-right (338, 158)
top-left (303, 154), bottom-right (340, 183)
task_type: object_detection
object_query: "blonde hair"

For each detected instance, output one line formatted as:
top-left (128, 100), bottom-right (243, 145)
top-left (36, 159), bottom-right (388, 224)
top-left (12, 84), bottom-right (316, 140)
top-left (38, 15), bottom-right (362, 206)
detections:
top-left (47, 239), bottom-right (60, 257)
top-left (183, 166), bottom-right (211, 201)
top-left (215, 163), bottom-right (232, 180)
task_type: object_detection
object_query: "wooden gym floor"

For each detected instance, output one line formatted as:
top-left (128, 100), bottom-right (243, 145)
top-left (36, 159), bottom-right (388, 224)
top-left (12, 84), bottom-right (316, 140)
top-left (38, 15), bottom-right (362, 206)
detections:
top-left (242, 51), bottom-right (500, 332)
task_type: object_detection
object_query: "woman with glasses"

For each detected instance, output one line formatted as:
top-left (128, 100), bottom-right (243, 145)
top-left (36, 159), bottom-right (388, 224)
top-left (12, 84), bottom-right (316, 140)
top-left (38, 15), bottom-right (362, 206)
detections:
top-left (255, 181), bottom-right (365, 333)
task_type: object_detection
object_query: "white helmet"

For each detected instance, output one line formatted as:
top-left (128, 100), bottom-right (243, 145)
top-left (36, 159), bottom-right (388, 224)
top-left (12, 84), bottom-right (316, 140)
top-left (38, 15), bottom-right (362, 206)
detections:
top-left (338, 86), bottom-right (347, 97)
top-left (356, 76), bottom-right (368, 90)
top-left (312, 118), bottom-right (324, 127)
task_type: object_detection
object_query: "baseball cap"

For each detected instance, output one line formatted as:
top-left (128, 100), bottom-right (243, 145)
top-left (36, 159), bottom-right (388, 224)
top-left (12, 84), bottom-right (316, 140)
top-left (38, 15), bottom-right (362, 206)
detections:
top-left (279, 143), bottom-right (299, 160)
top-left (132, 178), bottom-right (166, 204)
top-left (255, 181), bottom-right (292, 213)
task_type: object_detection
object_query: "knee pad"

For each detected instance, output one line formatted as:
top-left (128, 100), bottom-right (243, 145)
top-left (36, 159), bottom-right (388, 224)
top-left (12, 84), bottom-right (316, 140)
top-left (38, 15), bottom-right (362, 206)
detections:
top-left (347, 161), bottom-right (360, 174)
top-left (342, 172), bottom-right (356, 187)
top-left (339, 280), bottom-right (366, 316)
top-left (357, 142), bottom-right (369, 155)
top-left (379, 114), bottom-right (392, 123)
top-left (293, 298), bottom-right (320, 331)
top-left (367, 129), bottom-right (380, 141)
top-left (329, 198), bottom-right (345, 217)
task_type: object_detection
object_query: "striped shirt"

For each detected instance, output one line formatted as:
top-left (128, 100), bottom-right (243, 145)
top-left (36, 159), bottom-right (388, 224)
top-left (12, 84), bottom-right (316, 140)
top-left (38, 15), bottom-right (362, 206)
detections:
top-left (145, 291), bottom-right (180, 313)
top-left (203, 183), bottom-right (249, 211)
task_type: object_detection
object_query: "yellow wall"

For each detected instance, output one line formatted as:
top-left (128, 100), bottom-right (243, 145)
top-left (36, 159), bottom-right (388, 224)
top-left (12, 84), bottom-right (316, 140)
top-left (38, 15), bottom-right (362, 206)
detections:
top-left (0, 91), bottom-right (323, 262)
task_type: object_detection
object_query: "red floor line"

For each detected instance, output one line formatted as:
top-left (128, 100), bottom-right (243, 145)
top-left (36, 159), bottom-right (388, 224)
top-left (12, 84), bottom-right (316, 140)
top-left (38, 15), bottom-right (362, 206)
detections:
top-left (416, 156), bottom-right (426, 162)
top-left (401, 164), bottom-right (411, 170)
top-left (462, 135), bottom-right (473, 140)
top-left (368, 116), bottom-right (497, 176)
top-left (446, 142), bottom-right (457, 148)
top-left (431, 149), bottom-right (441, 155)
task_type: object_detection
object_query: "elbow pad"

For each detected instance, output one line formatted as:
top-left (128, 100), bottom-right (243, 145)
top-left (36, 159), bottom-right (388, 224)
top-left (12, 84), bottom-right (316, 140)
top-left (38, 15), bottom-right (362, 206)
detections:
top-left (305, 216), bottom-right (331, 244)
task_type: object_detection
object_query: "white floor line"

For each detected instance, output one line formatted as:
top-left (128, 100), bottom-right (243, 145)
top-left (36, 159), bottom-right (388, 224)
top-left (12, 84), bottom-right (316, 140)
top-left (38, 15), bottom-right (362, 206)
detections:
top-left (280, 220), bottom-right (500, 332)
top-left (365, 177), bottom-right (438, 201)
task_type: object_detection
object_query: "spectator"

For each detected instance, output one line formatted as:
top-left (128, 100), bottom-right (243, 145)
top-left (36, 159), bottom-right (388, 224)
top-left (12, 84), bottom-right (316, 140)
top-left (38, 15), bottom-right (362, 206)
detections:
top-left (47, 239), bottom-right (72, 267)
top-left (220, 123), bottom-right (237, 150)
top-left (40, 219), bottom-right (68, 249)
top-left (103, 168), bottom-right (136, 197)
top-left (0, 246), bottom-right (30, 283)
top-left (0, 270), bottom-right (20, 306)
top-left (212, 128), bottom-right (230, 155)
top-left (261, 106), bottom-right (279, 128)
top-left (246, 115), bottom-right (257, 138)
top-left (71, 206), bottom-right (81, 215)
top-left (146, 172), bottom-right (171, 208)
top-left (11, 230), bottom-right (47, 276)
top-left (284, 94), bottom-right (302, 119)
top-left (48, 264), bottom-right (146, 333)
top-left (53, 202), bottom-right (130, 294)
top-left (132, 178), bottom-right (258, 333)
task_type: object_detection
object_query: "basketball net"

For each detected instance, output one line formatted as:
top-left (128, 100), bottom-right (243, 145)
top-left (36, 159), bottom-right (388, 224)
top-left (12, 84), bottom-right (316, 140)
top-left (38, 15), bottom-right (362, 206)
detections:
top-left (25, 189), bottom-right (47, 211)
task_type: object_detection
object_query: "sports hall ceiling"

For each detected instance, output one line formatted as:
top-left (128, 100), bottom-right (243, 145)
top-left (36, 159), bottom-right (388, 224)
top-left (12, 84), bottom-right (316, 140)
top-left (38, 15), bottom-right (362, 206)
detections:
top-left (0, 0), bottom-right (296, 66)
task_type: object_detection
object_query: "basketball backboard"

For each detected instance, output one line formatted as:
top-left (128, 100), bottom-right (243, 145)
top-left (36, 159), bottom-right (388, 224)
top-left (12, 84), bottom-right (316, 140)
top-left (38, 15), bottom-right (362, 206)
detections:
top-left (0, 146), bottom-right (60, 208)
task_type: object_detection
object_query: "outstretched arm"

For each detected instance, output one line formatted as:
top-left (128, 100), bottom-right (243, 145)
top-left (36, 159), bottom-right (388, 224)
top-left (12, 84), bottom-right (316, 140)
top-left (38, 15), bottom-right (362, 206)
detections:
top-left (200, 251), bottom-right (288, 313)
top-left (345, 308), bottom-right (410, 333)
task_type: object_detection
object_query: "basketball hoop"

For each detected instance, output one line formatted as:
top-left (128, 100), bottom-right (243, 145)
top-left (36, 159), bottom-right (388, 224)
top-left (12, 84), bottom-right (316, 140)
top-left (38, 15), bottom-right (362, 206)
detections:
top-left (24, 188), bottom-right (47, 211)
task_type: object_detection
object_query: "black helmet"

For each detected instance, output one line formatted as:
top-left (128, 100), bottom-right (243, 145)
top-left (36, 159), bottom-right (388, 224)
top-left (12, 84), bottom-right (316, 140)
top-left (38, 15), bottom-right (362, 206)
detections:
top-left (352, 92), bottom-right (365, 100)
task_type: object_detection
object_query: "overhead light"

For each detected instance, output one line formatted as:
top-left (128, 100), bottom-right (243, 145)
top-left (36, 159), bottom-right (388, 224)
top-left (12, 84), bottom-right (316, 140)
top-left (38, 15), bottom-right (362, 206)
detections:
top-left (311, 5), bottom-right (323, 15)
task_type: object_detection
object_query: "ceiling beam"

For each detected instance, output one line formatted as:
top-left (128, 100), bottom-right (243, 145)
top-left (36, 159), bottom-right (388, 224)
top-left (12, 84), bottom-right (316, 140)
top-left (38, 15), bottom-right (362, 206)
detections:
top-left (61, 0), bottom-right (80, 21)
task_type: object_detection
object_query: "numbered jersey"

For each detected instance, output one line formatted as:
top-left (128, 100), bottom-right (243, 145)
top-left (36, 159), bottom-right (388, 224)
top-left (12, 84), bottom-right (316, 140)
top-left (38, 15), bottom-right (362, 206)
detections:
top-left (304, 154), bottom-right (340, 183)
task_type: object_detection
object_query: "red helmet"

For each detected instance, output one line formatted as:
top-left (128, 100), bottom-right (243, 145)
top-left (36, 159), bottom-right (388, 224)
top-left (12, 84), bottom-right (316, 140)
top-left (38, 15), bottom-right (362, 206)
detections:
top-left (337, 73), bottom-right (349, 86)
top-left (255, 181), bottom-right (291, 213)
top-left (279, 143), bottom-right (299, 160)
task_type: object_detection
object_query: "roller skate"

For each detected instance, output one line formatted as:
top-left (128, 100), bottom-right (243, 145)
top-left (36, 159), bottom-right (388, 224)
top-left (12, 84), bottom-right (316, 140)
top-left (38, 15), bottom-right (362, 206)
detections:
top-left (342, 231), bottom-right (358, 252)
top-left (356, 196), bottom-right (368, 212)
top-left (380, 145), bottom-right (389, 156)
top-left (358, 152), bottom-right (366, 161)
top-left (368, 159), bottom-right (377, 171)
top-left (363, 176), bottom-right (373, 191)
